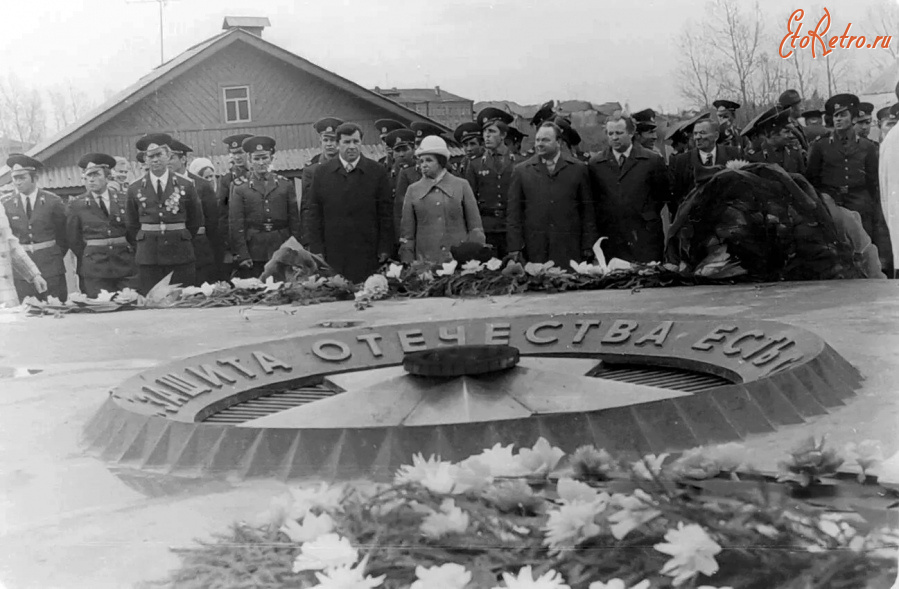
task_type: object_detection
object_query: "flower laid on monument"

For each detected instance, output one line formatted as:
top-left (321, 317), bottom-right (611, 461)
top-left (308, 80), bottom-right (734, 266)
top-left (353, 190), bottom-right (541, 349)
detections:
top-left (777, 435), bottom-right (845, 488)
top-left (161, 438), bottom-right (899, 589)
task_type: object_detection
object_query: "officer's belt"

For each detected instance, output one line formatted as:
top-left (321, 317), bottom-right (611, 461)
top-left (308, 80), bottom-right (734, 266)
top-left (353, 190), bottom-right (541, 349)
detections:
top-left (85, 236), bottom-right (128, 247)
top-left (20, 240), bottom-right (57, 253)
top-left (141, 222), bottom-right (187, 232)
top-left (249, 222), bottom-right (288, 231)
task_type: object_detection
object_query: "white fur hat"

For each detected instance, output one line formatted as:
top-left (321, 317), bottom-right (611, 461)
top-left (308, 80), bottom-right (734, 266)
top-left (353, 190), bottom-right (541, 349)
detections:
top-left (414, 135), bottom-right (450, 159)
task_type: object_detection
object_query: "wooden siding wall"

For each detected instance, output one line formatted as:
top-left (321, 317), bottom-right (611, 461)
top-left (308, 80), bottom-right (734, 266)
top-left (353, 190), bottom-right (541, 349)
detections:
top-left (46, 41), bottom-right (409, 169)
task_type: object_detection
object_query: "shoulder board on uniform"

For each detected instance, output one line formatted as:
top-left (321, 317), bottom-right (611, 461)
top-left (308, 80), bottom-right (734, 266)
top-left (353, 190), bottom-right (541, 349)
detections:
top-left (176, 172), bottom-right (195, 185)
top-left (233, 176), bottom-right (247, 185)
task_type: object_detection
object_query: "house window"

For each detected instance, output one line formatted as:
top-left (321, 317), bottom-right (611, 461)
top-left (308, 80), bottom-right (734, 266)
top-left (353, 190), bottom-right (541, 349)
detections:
top-left (223, 86), bottom-right (251, 123)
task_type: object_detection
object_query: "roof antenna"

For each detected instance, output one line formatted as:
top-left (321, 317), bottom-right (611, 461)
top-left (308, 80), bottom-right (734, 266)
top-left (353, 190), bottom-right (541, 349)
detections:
top-left (127, 0), bottom-right (180, 64)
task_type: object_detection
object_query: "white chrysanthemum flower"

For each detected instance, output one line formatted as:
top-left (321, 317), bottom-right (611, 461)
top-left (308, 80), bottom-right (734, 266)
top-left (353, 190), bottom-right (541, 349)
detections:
top-left (436, 260), bottom-right (458, 276)
top-left (654, 523), bottom-right (722, 586)
top-left (395, 453), bottom-right (462, 494)
top-left (589, 579), bottom-right (650, 589)
top-left (464, 443), bottom-right (528, 478)
top-left (288, 482), bottom-right (346, 519)
top-left (543, 499), bottom-right (606, 554)
top-left (281, 512), bottom-right (334, 543)
top-left (362, 274), bottom-right (389, 298)
top-left (486, 257), bottom-right (503, 271)
top-left (461, 260), bottom-right (484, 275)
top-left (420, 498), bottom-right (470, 539)
top-left (631, 453), bottom-right (670, 480)
top-left (410, 563), bottom-right (472, 589)
top-left (385, 263), bottom-right (404, 279)
top-left (725, 159), bottom-right (750, 170)
top-left (517, 437), bottom-right (565, 476)
top-left (492, 565), bottom-right (570, 589)
top-left (608, 490), bottom-right (662, 540)
top-left (556, 477), bottom-right (601, 504)
top-left (231, 277), bottom-right (264, 290)
top-left (310, 556), bottom-right (385, 589)
top-left (292, 533), bottom-right (358, 573)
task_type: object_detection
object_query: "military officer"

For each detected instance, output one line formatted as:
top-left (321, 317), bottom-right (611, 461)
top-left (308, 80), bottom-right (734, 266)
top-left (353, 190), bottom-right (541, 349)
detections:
top-left (878, 104), bottom-right (898, 138)
top-left (747, 110), bottom-right (806, 174)
top-left (300, 117), bottom-right (343, 247)
top-left (215, 133), bottom-right (252, 276)
top-left (806, 94), bottom-right (893, 274)
top-left (229, 136), bottom-right (300, 278)
top-left (375, 118), bottom-right (407, 170)
top-left (1, 154), bottom-right (68, 301)
top-left (168, 139), bottom-right (219, 284)
top-left (453, 121), bottom-right (484, 179)
top-left (632, 109), bottom-right (660, 152)
top-left (741, 106), bottom-right (779, 160)
top-left (385, 128), bottom-right (417, 235)
top-left (394, 121), bottom-right (445, 216)
top-left (124, 133), bottom-right (204, 293)
top-left (531, 100), bottom-right (556, 128)
top-left (66, 153), bottom-right (136, 296)
top-left (778, 89), bottom-right (809, 152)
top-left (136, 151), bottom-right (149, 174)
top-left (802, 109), bottom-right (831, 143)
top-left (713, 99), bottom-right (747, 150)
top-left (466, 107), bottom-right (518, 257)
top-left (854, 102), bottom-right (875, 141)
top-left (505, 126), bottom-right (528, 158)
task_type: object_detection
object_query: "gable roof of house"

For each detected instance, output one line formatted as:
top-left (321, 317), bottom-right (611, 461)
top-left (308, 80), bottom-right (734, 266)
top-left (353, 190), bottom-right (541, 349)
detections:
top-left (1, 27), bottom-right (449, 180)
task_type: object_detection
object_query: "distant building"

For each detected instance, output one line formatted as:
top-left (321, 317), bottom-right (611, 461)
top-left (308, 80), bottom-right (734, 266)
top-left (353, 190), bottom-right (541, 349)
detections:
top-left (0, 137), bottom-right (34, 163)
top-left (373, 87), bottom-right (474, 129)
top-left (0, 17), bottom-right (454, 196)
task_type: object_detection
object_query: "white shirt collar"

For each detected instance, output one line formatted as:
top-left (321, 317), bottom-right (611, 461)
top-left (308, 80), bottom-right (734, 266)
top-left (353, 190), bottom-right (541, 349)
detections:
top-left (92, 188), bottom-right (110, 202)
top-left (20, 187), bottom-right (38, 204)
top-left (150, 169), bottom-right (169, 186)
top-left (339, 155), bottom-right (360, 170)
top-left (612, 144), bottom-right (633, 160)
top-left (698, 148), bottom-right (716, 163)
top-left (541, 150), bottom-right (561, 166)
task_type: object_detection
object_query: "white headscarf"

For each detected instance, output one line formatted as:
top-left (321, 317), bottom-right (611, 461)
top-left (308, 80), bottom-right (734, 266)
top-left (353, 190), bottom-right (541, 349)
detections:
top-left (188, 157), bottom-right (215, 177)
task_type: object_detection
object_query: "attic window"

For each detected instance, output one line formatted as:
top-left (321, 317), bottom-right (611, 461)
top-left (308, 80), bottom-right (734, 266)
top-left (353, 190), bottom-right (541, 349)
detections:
top-left (223, 86), bottom-right (251, 123)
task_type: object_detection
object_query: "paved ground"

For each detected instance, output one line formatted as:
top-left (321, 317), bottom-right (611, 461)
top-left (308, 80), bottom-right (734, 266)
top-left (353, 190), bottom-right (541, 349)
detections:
top-left (0, 280), bottom-right (897, 588)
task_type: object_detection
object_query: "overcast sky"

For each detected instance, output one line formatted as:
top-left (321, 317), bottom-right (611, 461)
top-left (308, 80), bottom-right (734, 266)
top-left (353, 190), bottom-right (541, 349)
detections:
top-left (0, 0), bottom-right (891, 115)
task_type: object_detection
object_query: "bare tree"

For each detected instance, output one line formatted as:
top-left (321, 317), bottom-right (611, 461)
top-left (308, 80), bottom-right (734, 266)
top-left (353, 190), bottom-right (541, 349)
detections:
top-left (47, 81), bottom-right (95, 133)
top-left (867, 0), bottom-right (899, 62)
top-left (675, 25), bottom-right (719, 108)
top-left (708, 0), bottom-right (764, 108)
top-left (0, 74), bottom-right (46, 145)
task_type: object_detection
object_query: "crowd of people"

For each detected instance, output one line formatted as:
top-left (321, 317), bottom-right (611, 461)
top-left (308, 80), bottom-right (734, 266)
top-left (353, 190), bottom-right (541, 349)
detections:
top-left (0, 85), bottom-right (896, 307)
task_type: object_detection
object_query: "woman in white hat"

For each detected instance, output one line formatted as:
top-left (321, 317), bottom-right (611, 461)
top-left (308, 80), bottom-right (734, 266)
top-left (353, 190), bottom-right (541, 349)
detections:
top-left (399, 136), bottom-right (485, 263)
top-left (188, 157), bottom-right (217, 192)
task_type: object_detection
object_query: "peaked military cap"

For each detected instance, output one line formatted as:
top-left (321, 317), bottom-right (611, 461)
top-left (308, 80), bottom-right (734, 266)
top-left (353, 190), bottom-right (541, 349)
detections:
top-left (242, 136), bottom-right (276, 154)
top-left (553, 116), bottom-right (581, 146)
top-left (854, 102), bottom-right (874, 121)
top-left (505, 126), bottom-right (527, 144)
top-left (135, 133), bottom-right (172, 152)
top-left (876, 106), bottom-right (892, 122)
top-left (802, 109), bottom-right (824, 120)
top-left (890, 103), bottom-right (899, 118)
top-left (168, 139), bottom-right (193, 155)
top-left (410, 121), bottom-right (445, 139)
top-left (223, 134), bottom-right (253, 151)
top-left (632, 108), bottom-right (657, 124)
top-left (476, 107), bottom-right (514, 129)
top-left (6, 153), bottom-right (43, 173)
top-left (824, 93), bottom-right (859, 116)
top-left (314, 117), bottom-right (344, 136)
top-left (136, 152), bottom-right (146, 164)
top-left (375, 119), bottom-right (406, 137)
top-left (531, 100), bottom-right (556, 127)
top-left (758, 109), bottom-right (792, 133)
top-left (713, 99), bottom-right (741, 111)
top-left (667, 111), bottom-right (711, 140)
top-left (741, 106), bottom-right (779, 138)
top-left (635, 121), bottom-right (657, 134)
top-left (778, 89), bottom-right (802, 108)
top-left (385, 128), bottom-right (415, 150)
top-left (454, 121), bottom-right (482, 143)
top-left (78, 153), bottom-right (117, 173)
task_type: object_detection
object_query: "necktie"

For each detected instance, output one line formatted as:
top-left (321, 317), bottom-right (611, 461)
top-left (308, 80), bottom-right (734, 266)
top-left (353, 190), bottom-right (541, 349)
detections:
top-left (345, 164), bottom-right (353, 174)
top-left (96, 195), bottom-right (109, 217)
top-left (703, 152), bottom-right (712, 166)
top-left (23, 195), bottom-right (32, 219)
top-left (618, 153), bottom-right (626, 167)
top-left (157, 178), bottom-right (164, 198)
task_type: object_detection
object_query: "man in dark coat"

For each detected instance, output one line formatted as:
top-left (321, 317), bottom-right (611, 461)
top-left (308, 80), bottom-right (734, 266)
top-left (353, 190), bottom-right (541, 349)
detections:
top-left (66, 153), bottom-right (136, 296)
top-left (375, 118), bottom-right (407, 170)
top-left (466, 107), bottom-right (519, 258)
top-left (714, 99), bottom-right (748, 151)
top-left (306, 122), bottom-right (393, 282)
top-left (169, 139), bottom-right (219, 284)
top-left (507, 121), bottom-right (598, 266)
top-left (124, 133), bottom-right (204, 293)
top-left (229, 136), bottom-right (301, 278)
top-left (588, 116), bottom-right (671, 263)
top-left (802, 109), bottom-right (831, 143)
top-left (2, 154), bottom-right (69, 301)
top-left (669, 120), bottom-right (743, 210)
top-left (778, 89), bottom-right (809, 152)
top-left (386, 128), bottom-right (417, 236)
top-left (746, 110), bottom-right (806, 175)
top-left (300, 118), bottom-right (343, 247)
top-left (215, 133), bottom-right (252, 277)
top-left (806, 93), bottom-right (892, 274)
